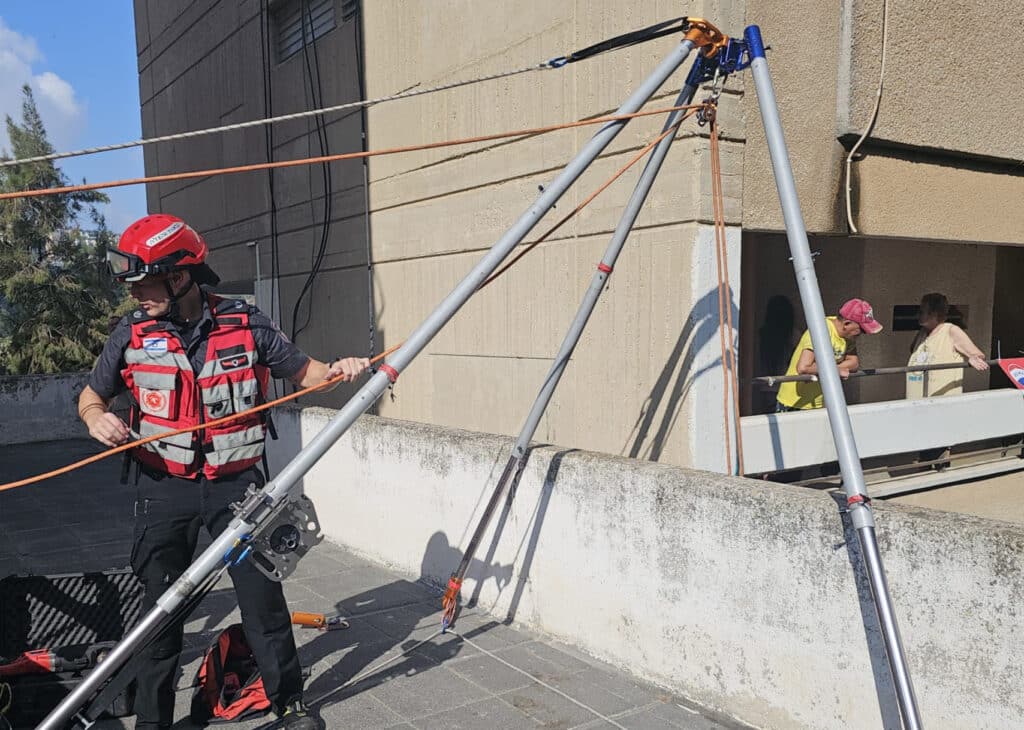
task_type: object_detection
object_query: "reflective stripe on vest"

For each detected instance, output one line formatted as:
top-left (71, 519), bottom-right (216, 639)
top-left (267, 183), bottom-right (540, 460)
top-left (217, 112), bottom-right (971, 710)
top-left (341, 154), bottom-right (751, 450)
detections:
top-left (123, 294), bottom-right (269, 479)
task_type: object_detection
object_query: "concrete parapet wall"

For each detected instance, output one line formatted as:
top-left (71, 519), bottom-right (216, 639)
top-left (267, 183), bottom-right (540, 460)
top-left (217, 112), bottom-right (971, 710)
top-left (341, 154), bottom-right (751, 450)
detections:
top-left (268, 405), bottom-right (1023, 730)
top-left (0, 374), bottom-right (90, 445)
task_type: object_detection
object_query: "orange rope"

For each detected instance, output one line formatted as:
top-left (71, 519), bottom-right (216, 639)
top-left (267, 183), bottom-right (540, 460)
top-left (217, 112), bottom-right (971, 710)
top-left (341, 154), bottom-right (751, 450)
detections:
top-left (0, 344), bottom-right (401, 493)
top-left (708, 109), bottom-right (744, 474)
top-left (0, 106), bottom-right (707, 493)
top-left (480, 108), bottom-right (700, 290)
top-left (0, 105), bottom-right (706, 201)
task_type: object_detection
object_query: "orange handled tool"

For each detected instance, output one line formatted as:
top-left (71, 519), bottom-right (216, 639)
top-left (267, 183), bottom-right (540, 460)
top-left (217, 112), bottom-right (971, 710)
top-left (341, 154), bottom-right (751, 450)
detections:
top-left (291, 612), bottom-right (349, 631)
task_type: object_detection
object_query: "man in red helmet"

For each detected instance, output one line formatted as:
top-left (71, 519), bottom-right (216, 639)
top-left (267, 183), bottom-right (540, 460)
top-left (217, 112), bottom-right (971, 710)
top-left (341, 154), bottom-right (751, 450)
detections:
top-left (77, 214), bottom-right (367, 729)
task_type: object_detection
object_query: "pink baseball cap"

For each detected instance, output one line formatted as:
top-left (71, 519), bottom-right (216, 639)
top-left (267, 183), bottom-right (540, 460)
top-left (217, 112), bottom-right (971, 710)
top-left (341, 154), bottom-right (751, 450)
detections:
top-left (839, 298), bottom-right (883, 334)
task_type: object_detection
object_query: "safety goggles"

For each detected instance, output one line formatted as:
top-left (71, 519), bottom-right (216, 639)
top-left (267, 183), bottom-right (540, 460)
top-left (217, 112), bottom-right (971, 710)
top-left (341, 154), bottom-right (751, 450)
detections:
top-left (106, 249), bottom-right (178, 282)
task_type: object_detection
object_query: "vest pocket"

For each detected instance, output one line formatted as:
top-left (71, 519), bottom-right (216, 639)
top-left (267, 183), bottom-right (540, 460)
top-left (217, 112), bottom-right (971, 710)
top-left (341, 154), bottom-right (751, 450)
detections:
top-left (231, 378), bottom-right (259, 415)
top-left (133, 370), bottom-right (180, 420)
top-left (202, 381), bottom-right (234, 420)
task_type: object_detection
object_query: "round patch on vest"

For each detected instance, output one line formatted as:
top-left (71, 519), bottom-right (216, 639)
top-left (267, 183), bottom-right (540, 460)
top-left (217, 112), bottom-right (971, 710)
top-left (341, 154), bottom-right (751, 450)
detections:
top-left (144, 390), bottom-right (168, 412)
top-left (1010, 366), bottom-right (1024, 388)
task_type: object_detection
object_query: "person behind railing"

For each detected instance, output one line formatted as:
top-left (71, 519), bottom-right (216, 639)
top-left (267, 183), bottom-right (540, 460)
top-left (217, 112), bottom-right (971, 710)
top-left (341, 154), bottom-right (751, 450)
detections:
top-left (775, 298), bottom-right (883, 413)
top-left (906, 292), bottom-right (989, 399)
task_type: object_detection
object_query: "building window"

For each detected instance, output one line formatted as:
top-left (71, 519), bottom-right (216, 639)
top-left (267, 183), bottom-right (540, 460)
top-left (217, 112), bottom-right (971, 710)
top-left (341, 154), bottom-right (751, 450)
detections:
top-left (892, 304), bottom-right (968, 332)
top-left (275, 0), bottom-right (336, 62)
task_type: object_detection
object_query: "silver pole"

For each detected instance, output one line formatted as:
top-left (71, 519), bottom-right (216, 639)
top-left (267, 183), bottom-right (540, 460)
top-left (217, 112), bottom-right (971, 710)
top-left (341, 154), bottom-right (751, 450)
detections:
top-left (40, 38), bottom-right (698, 729)
top-left (445, 82), bottom-right (700, 623)
top-left (513, 82), bottom-right (698, 461)
top-left (743, 25), bottom-right (922, 729)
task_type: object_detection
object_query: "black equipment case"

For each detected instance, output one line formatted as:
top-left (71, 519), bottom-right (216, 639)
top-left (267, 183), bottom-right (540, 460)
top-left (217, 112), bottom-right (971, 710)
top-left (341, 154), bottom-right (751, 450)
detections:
top-left (0, 568), bottom-right (142, 728)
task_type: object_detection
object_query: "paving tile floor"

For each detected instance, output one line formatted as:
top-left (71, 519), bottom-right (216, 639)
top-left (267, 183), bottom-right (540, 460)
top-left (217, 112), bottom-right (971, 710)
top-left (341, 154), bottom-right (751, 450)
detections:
top-left (0, 440), bottom-right (747, 729)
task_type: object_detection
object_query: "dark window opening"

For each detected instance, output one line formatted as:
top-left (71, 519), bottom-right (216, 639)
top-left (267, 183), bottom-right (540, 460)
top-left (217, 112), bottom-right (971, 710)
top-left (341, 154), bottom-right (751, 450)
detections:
top-left (274, 0), bottom-right (336, 62)
top-left (892, 304), bottom-right (968, 332)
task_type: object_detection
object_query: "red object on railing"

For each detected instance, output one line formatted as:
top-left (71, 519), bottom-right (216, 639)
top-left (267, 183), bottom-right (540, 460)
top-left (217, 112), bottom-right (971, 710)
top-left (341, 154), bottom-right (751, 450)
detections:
top-left (998, 358), bottom-right (1024, 390)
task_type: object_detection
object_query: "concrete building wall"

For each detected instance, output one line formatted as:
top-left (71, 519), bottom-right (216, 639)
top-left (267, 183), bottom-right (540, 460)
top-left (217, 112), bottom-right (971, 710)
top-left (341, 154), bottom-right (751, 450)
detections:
top-left (268, 405), bottom-right (1024, 730)
top-left (361, 1), bottom-right (745, 469)
top-left (0, 374), bottom-right (89, 444)
top-left (134, 0), bottom-right (372, 409)
top-left (743, 0), bottom-right (1024, 241)
top-left (133, 1), bottom-right (1024, 468)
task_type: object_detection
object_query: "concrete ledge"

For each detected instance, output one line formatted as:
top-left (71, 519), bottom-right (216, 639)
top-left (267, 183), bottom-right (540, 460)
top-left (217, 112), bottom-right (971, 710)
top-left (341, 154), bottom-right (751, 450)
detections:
top-left (0, 373), bottom-right (90, 445)
top-left (268, 405), bottom-right (1024, 730)
top-left (741, 389), bottom-right (1024, 473)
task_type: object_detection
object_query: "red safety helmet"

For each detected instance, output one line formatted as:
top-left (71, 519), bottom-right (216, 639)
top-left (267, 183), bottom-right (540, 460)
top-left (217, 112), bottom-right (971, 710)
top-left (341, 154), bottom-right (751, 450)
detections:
top-left (107, 214), bottom-right (214, 283)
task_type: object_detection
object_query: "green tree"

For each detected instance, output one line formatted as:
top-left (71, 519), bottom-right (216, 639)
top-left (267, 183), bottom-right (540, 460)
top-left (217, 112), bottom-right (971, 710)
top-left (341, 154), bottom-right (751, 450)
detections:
top-left (0, 85), bottom-right (124, 374)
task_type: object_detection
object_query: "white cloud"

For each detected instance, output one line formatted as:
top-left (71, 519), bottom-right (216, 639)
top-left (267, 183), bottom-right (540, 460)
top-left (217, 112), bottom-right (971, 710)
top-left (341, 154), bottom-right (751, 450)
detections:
top-left (0, 17), bottom-right (84, 154)
top-left (0, 18), bottom-right (40, 65)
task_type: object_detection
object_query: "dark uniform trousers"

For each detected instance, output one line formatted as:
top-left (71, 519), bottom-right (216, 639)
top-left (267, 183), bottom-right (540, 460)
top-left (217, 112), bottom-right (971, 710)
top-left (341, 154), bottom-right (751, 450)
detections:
top-left (130, 464), bottom-right (302, 729)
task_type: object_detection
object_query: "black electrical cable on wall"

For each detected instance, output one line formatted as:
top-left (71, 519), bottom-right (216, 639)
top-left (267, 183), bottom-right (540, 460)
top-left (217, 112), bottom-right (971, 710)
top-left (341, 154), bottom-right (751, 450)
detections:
top-left (259, 0), bottom-right (282, 398)
top-left (353, 0), bottom-right (375, 363)
top-left (290, 0), bottom-right (334, 344)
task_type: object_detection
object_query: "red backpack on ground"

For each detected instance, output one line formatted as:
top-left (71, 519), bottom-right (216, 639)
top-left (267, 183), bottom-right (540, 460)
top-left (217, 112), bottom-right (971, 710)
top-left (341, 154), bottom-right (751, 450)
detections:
top-left (189, 624), bottom-right (271, 723)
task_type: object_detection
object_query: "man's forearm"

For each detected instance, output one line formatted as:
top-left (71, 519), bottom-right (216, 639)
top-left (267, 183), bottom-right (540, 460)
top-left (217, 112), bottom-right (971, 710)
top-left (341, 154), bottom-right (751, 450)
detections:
top-left (78, 386), bottom-right (109, 426)
top-left (293, 359), bottom-right (333, 390)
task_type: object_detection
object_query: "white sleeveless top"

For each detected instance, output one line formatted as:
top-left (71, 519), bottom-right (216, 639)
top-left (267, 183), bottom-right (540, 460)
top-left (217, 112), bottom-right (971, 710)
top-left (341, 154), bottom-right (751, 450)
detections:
top-left (906, 322), bottom-right (963, 399)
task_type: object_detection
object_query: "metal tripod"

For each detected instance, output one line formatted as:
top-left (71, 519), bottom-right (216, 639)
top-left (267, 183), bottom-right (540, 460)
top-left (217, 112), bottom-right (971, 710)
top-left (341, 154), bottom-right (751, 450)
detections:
top-left (440, 66), bottom-right (711, 630)
top-left (39, 26), bottom-right (711, 730)
top-left (744, 24), bottom-right (922, 729)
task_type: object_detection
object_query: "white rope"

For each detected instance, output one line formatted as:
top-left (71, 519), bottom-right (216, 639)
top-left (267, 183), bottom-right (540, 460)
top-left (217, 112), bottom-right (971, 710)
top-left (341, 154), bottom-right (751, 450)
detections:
top-left (453, 631), bottom-right (629, 729)
top-left (844, 0), bottom-right (889, 233)
top-left (306, 628), bottom-right (445, 707)
top-left (0, 64), bottom-right (551, 169)
top-left (304, 603), bottom-right (633, 729)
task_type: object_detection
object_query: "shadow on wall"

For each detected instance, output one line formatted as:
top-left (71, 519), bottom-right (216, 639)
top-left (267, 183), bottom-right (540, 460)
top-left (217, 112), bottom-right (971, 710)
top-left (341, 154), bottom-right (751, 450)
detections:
top-left (299, 449), bottom-right (574, 709)
top-left (751, 294), bottom-right (796, 415)
top-left (462, 448), bottom-right (573, 624)
top-left (623, 285), bottom-right (739, 462)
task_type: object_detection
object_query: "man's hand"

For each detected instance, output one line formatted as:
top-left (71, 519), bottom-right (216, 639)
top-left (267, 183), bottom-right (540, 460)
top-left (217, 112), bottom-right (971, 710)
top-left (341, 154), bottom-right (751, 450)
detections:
top-left (86, 411), bottom-right (131, 447)
top-left (326, 357), bottom-right (370, 383)
top-left (838, 367), bottom-right (851, 380)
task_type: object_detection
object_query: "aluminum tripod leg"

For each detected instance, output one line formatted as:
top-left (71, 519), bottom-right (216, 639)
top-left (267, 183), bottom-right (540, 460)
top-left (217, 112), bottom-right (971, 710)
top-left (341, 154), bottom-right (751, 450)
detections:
top-left (743, 25), bottom-right (922, 730)
top-left (443, 80), bottom-right (699, 627)
top-left (39, 38), bottom-right (698, 730)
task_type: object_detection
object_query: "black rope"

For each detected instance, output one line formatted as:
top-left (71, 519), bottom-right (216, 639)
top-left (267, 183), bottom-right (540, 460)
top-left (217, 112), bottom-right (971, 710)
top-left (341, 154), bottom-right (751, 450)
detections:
top-left (550, 17), bottom-right (687, 67)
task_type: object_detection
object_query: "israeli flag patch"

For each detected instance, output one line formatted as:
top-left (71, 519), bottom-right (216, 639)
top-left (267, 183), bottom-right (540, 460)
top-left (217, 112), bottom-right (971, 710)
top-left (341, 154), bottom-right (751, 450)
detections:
top-left (142, 337), bottom-right (169, 354)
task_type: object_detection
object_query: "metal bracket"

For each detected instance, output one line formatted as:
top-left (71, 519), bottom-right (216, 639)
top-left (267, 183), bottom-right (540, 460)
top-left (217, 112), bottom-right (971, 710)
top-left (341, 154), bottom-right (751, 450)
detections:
top-left (685, 37), bottom-right (752, 89)
top-left (249, 493), bottom-right (324, 582)
top-left (230, 486), bottom-right (324, 582)
top-left (681, 18), bottom-right (728, 58)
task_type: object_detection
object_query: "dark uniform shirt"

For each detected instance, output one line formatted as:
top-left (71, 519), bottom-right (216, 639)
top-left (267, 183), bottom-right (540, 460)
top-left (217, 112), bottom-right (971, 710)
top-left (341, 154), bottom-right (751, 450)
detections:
top-left (89, 295), bottom-right (310, 399)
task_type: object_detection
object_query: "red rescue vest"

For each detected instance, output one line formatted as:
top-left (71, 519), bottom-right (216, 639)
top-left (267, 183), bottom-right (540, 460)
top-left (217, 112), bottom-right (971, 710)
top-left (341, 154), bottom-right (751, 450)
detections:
top-left (121, 294), bottom-right (270, 479)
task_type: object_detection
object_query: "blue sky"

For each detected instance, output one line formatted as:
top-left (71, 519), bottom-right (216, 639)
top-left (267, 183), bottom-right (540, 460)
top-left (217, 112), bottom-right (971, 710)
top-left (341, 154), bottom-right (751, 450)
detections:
top-left (0, 2), bottom-right (145, 233)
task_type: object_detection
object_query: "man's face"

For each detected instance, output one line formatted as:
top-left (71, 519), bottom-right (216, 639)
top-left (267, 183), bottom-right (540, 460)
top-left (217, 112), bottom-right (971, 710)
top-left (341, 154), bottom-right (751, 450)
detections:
top-left (128, 271), bottom-right (187, 317)
top-left (837, 318), bottom-right (862, 339)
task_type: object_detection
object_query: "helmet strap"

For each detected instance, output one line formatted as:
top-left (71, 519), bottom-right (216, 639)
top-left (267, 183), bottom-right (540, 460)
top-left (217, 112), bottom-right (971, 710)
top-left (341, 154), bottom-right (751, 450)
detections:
top-left (163, 273), bottom-right (198, 322)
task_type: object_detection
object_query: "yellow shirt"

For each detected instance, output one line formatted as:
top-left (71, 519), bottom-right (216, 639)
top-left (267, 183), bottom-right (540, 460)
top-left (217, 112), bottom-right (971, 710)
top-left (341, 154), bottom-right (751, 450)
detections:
top-left (776, 318), bottom-right (855, 410)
